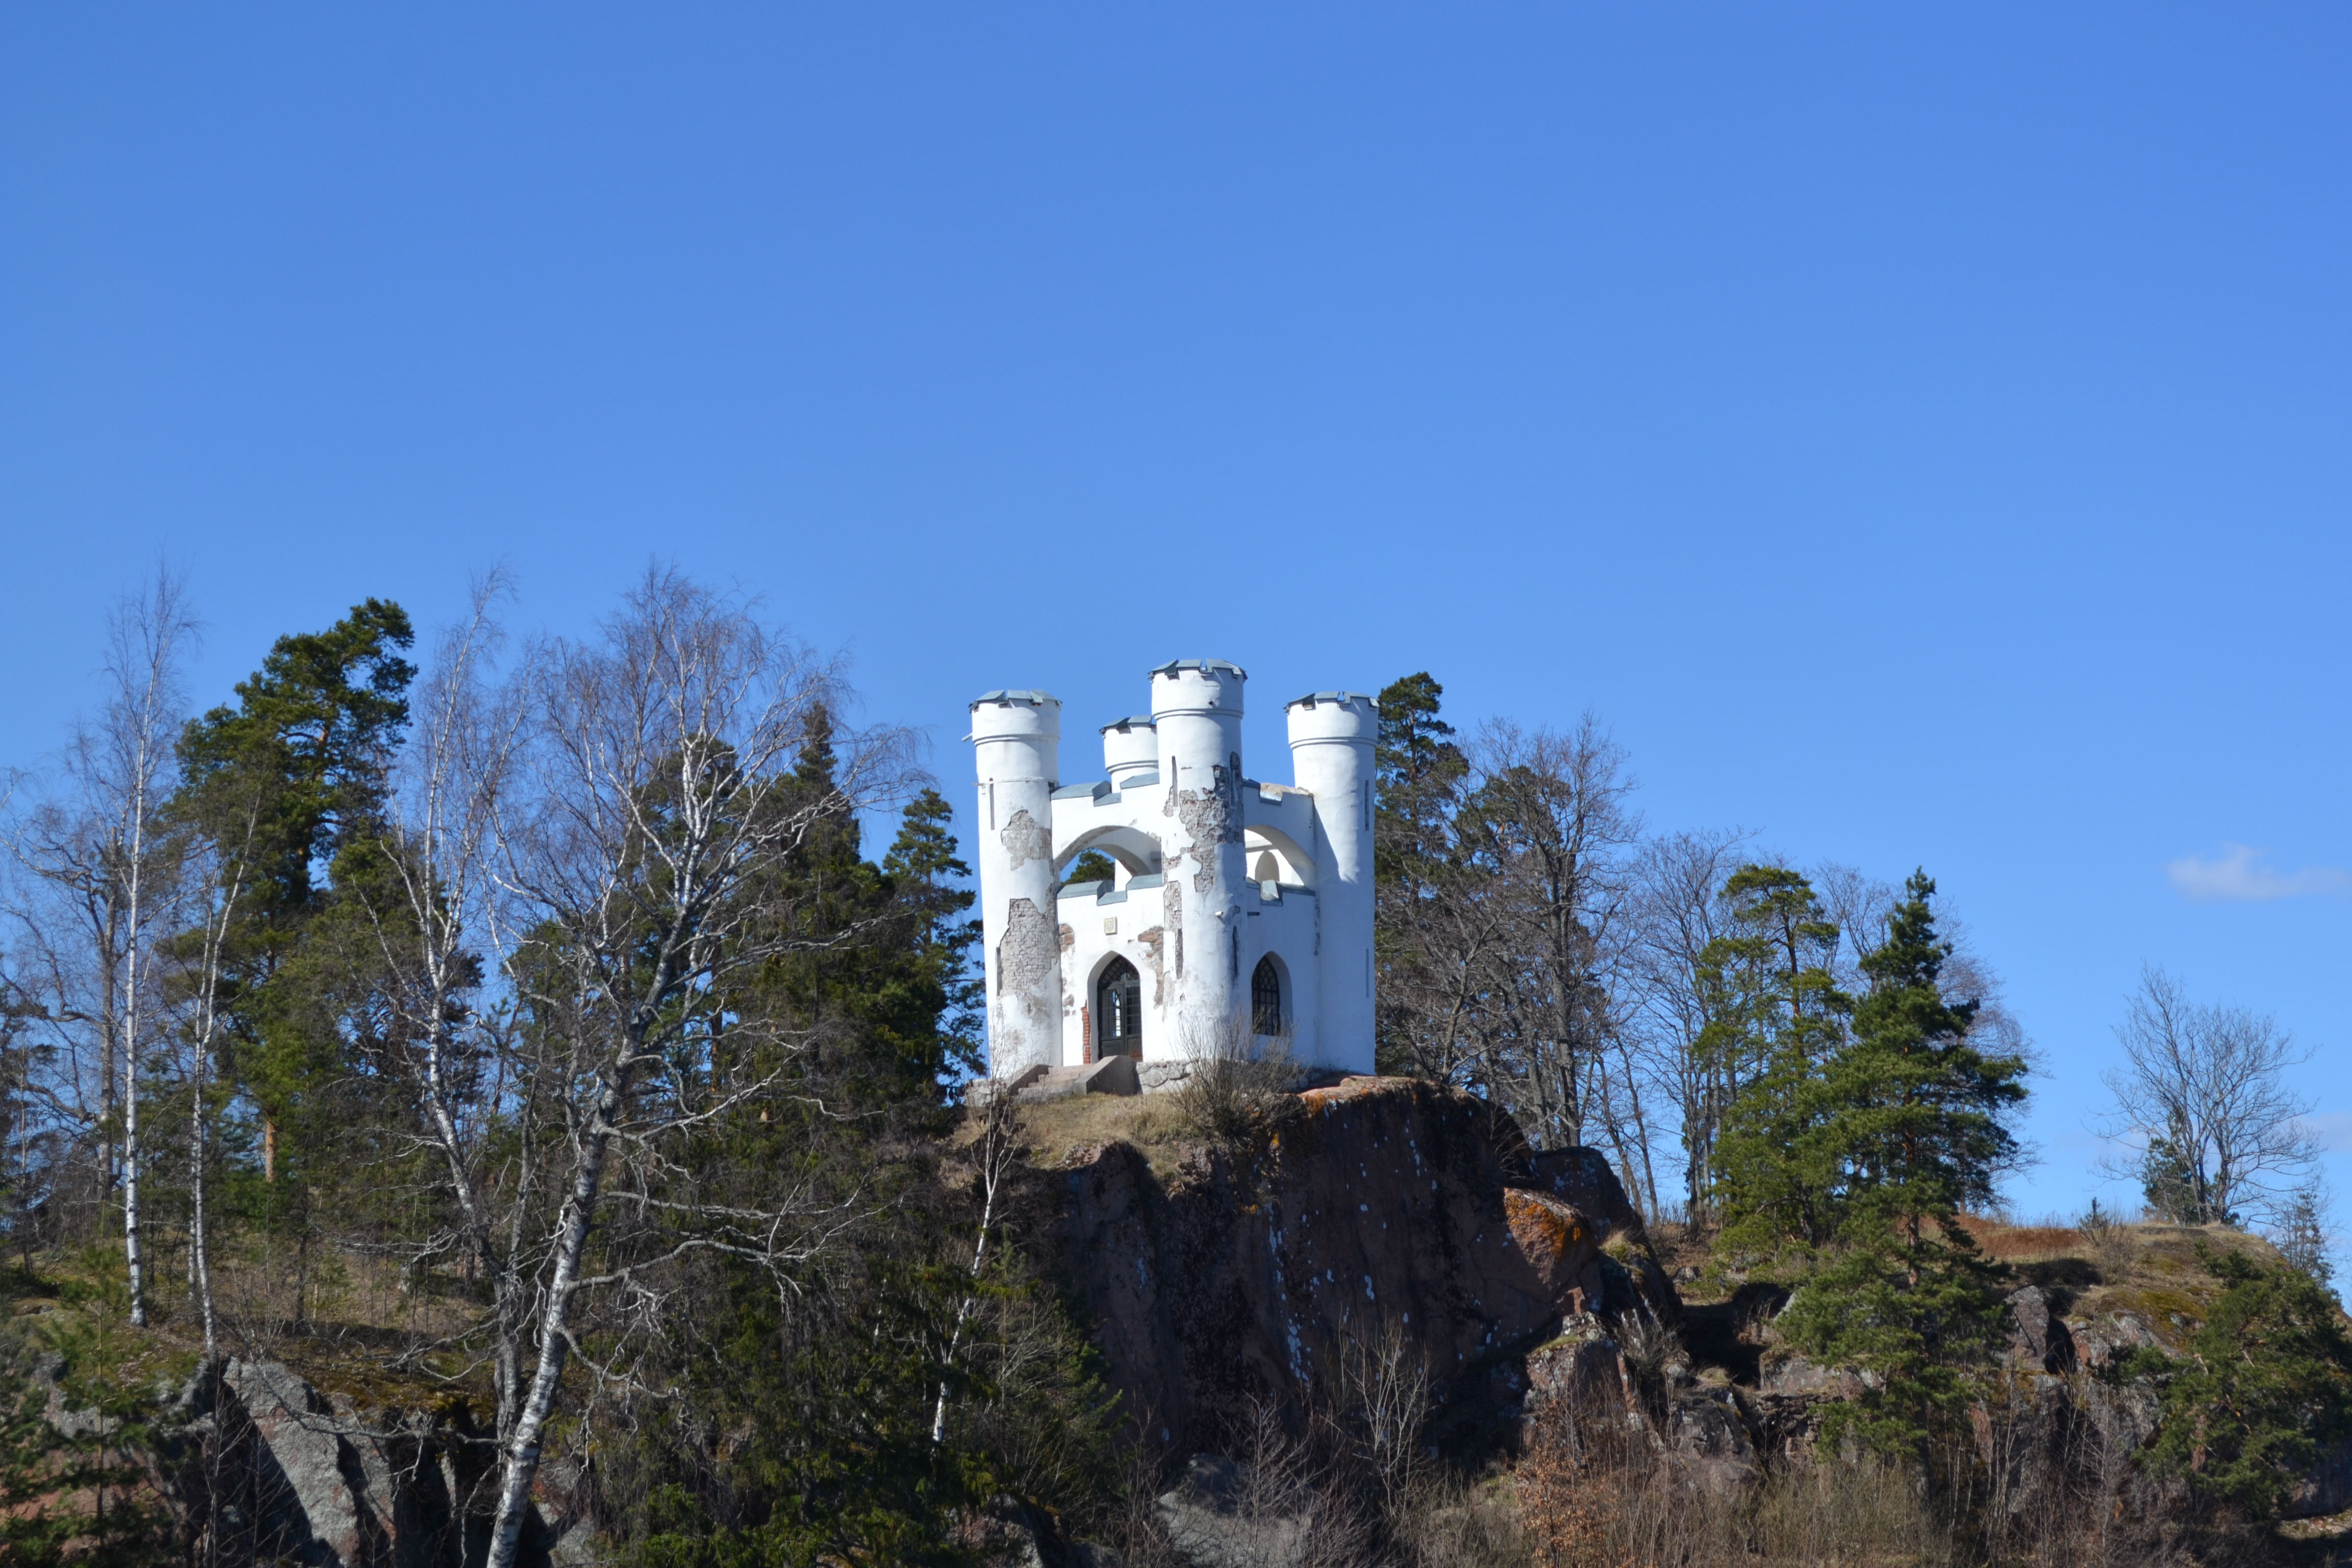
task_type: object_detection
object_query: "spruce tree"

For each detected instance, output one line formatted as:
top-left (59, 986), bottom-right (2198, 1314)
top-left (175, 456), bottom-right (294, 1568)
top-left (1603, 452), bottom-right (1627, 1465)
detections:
top-left (1771, 872), bottom-right (2028, 1456)
top-left (2275, 1184), bottom-right (2335, 1287)
top-left (1816, 871), bottom-right (2024, 1240)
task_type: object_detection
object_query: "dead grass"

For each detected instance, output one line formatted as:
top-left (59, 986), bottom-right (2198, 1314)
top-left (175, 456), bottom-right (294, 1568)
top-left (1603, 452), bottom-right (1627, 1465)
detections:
top-left (10, 1235), bottom-right (496, 1418)
top-left (1006, 1092), bottom-right (1199, 1180)
top-left (1963, 1215), bottom-right (2086, 1263)
top-left (1514, 1392), bottom-right (1965, 1568)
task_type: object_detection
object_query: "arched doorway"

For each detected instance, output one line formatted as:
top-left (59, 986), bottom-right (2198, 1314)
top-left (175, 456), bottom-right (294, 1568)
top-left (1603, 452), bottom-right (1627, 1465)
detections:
top-left (1096, 958), bottom-right (1143, 1058)
top-left (1252, 955), bottom-right (1283, 1037)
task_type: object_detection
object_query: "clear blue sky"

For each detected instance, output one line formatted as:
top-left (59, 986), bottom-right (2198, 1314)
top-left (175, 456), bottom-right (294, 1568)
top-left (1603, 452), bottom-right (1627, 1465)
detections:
top-left (4, 6), bottom-right (2346, 1224)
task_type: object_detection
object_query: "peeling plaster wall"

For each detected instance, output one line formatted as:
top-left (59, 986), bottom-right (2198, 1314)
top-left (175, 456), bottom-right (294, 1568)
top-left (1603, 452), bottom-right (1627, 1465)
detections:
top-left (972, 694), bottom-right (1065, 1078)
top-left (999, 807), bottom-right (1052, 870)
top-left (1154, 664), bottom-right (1247, 1052)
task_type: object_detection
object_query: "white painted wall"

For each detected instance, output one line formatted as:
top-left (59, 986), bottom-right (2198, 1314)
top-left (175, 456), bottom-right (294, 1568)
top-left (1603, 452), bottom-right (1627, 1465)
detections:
top-left (969, 691), bottom-right (1064, 1078)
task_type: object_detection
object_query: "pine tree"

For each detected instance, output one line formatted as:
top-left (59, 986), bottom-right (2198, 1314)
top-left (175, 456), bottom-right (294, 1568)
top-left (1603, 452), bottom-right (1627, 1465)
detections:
top-left (1372, 672), bottom-right (1464, 899)
top-left (1059, 850), bottom-right (1117, 888)
top-left (1372, 673), bottom-right (1466, 1075)
top-left (1769, 872), bottom-right (2029, 1456)
top-left (166, 602), bottom-right (415, 1311)
top-left (1708, 866), bottom-right (1849, 1251)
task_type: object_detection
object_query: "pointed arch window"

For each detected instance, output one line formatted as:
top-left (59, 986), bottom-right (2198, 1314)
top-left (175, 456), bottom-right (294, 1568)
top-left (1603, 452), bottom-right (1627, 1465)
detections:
top-left (1251, 955), bottom-right (1283, 1037)
top-left (1097, 958), bottom-right (1143, 1058)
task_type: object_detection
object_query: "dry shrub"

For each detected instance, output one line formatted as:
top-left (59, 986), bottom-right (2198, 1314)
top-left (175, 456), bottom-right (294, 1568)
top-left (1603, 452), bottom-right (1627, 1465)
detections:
top-left (1171, 1023), bottom-right (1301, 1151)
top-left (1118, 1399), bottom-right (1371, 1568)
top-left (1611, 1306), bottom-right (1686, 1388)
top-left (1515, 1385), bottom-right (1956, 1568)
top-left (1388, 1473), bottom-right (1533, 1568)
top-left (1510, 1378), bottom-right (2219, 1568)
top-left (2076, 1199), bottom-right (2139, 1280)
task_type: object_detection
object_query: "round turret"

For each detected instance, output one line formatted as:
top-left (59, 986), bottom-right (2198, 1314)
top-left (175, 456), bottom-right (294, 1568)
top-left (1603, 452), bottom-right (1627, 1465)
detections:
top-left (969, 689), bottom-right (1061, 785)
top-left (1284, 690), bottom-right (1378, 748)
top-left (967, 690), bottom-right (1065, 1079)
top-left (1286, 690), bottom-right (1378, 1075)
top-left (1100, 715), bottom-right (1158, 787)
top-left (1148, 659), bottom-right (1248, 1049)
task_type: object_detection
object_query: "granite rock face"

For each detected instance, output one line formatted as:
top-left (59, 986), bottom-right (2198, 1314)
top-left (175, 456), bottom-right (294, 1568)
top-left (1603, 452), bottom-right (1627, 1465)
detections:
top-left (173, 1359), bottom-right (513, 1568)
top-left (36, 1356), bottom-right (582, 1568)
top-left (2002, 1287), bottom-right (2078, 1376)
top-left (1045, 1076), bottom-right (1643, 1453)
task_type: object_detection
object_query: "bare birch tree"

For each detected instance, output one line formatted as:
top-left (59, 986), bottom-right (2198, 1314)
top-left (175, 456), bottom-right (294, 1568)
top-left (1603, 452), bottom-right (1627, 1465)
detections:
top-left (348, 569), bottom-right (912, 1568)
top-left (2102, 966), bottom-right (2317, 1227)
top-left (164, 741), bottom-right (277, 1364)
top-left (2, 572), bottom-right (197, 1320)
top-left (1621, 828), bottom-right (1750, 1223)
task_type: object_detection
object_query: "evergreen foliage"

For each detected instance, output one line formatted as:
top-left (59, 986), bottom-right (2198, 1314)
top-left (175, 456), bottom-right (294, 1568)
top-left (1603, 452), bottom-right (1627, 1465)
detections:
top-left (573, 725), bottom-right (1112, 1561)
top-left (2274, 1184), bottom-right (2335, 1286)
top-left (0, 1263), bottom-right (172, 1566)
top-left (1722, 872), bottom-right (2028, 1457)
top-left (1059, 850), bottom-right (1117, 888)
top-left (2119, 1245), bottom-right (2352, 1519)
top-left (166, 600), bottom-right (418, 1216)
top-left (1706, 866), bottom-right (1849, 1252)
top-left (2143, 1135), bottom-right (2235, 1226)
top-left (1371, 672), bottom-right (1465, 1079)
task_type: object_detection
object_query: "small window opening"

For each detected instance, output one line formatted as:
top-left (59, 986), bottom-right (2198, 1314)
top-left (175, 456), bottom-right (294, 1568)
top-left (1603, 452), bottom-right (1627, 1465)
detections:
top-left (1251, 955), bottom-right (1283, 1037)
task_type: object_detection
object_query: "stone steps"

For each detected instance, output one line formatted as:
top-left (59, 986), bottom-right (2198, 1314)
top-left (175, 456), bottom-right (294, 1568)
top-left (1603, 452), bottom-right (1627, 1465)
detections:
top-left (970, 1055), bottom-right (1140, 1106)
top-left (1019, 1055), bottom-right (1140, 1102)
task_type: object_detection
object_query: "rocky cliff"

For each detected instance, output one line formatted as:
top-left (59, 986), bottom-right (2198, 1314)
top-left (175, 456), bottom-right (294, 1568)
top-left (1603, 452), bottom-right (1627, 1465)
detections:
top-left (1027, 1075), bottom-right (2352, 1542)
top-left (1033, 1075), bottom-right (1658, 1456)
top-left (36, 1076), bottom-right (2352, 1564)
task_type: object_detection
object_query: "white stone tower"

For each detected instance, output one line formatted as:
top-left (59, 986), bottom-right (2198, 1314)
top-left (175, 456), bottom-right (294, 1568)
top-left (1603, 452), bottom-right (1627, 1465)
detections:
top-left (969, 690), bottom-right (1064, 1079)
top-left (1285, 691), bottom-right (1378, 1065)
top-left (968, 661), bottom-right (1378, 1084)
top-left (1149, 658), bottom-right (1249, 1052)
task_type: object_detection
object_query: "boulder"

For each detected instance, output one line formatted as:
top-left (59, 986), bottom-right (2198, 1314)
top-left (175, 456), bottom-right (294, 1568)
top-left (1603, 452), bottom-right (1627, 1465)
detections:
top-left (219, 1358), bottom-right (388, 1567)
top-left (1502, 1189), bottom-right (1608, 1315)
top-left (2290, 1436), bottom-right (2352, 1520)
top-left (2003, 1287), bottom-right (2077, 1375)
top-left (2068, 1311), bottom-right (2159, 1371)
top-left (1523, 1316), bottom-right (1636, 1414)
top-left (1154, 1455), bottom-right (1310, 1568)
top-left (1756, 1353), bottom-right (1866, 1401)
top-left (1665, 1387), bottom-right (1759, 1493)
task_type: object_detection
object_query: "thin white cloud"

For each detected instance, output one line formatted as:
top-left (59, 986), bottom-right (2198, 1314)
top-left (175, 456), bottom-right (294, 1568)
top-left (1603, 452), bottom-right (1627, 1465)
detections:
top-left (2166, 843), bottom-right (2351, 903)
top-left (2300, 1112), bottom-right (2352, 1154)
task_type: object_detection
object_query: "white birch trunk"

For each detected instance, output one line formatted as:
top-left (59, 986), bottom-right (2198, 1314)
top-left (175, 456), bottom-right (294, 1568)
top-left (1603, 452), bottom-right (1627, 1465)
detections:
top-left (484, 1092), bottom-right (616, 1568)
